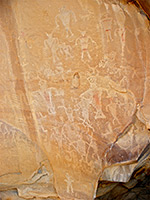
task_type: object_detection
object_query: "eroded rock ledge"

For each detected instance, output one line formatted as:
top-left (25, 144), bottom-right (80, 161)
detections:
top-left (0, 0), bottom-right (150, 200)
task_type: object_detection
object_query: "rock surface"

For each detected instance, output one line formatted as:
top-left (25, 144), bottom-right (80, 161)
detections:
top-left (96, 154), bottom-right (150, 199)
top-left (0, 0), bottom-right (150, 199)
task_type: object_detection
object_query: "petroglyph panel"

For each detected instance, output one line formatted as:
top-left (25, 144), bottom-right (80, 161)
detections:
top-left (0, 0), bottom-right (150, 199)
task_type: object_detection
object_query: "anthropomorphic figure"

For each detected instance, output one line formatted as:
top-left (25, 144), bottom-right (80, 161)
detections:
top-left (55, 6), bottom-right (77, 37)
top-left (106, 98), bottom-right (120, 124)
top-left (44, 33), bottom-right (60, 64)
top-left (75, 31), bottom-right (96, 61)
top-left (65, 173), bottom-right (74, 193)
top-left (100, 14), bottom-right (113, 42)
top-left (115, 27), bottom-right (125, 44)
top-left (36, 112), bottom-right (47, 133)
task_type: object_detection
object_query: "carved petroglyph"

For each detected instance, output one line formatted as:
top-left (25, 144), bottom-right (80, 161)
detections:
top-left (112, 5), bottom-right (126, 27)
top-left (71, 72), bottom-right (80, 89)
top-left (1, 1), bottom-right (150, 199)
top-left (55, 6), bottom-right (77, 38)
top-left (115, 27), bottom-right (126, 44)
top-left (44, 33), bottom-right (61, 64)
top-left (76, 72), bottom-right (136, 129)
top-left (59, 42), bottom-right (73, 60)
top-left (58, 101), bottom-right (74, 122)
top-left (0, 121), bottom-right (11, 136)
top-left (0, 120), bottom-right (16, 138)
top-left (0, 120), bottom-right (27, 143)
top-left (100, 14), bottom-right (113, 42)
top-left (113, 6), bottom-right (126, 61)
top-left (101, 122), bottom-right (113, 139)
top-left (60, 122), bottom-right (88, 158)
top-left (45, 90), bottom-right (56, 115)
top-left (120, 76), bottom-right (129, 90)
top-left (44, 32), bottom-right (73, 65)
top-left (76, 76), bottom-right (106, 126)
top-left (36, 112), bottom-right (47, 133)
top-left (75, 31), bottom-right (97, 62)
top-left (106, 98), bottom-right (120, 125)
top-left (96, 51), bottom-right (118, 77)
top-left (65, 173), bottom-right (74, 193)
top-left (42, 65), bottom-right (65, 81)
top-left (77, 98), bottom-right (91, 128)
top-left (80, 10), bottom-right (94, 21)
top-left (32, 82), bottom-right (64, 117)
top-left (77, 0), bottom-right (94, 21)
top-left (98, 56), bottom-right (108, 69)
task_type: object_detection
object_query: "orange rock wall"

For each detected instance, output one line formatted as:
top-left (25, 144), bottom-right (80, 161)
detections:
top-left (0, 0), bottom-right (150, 199)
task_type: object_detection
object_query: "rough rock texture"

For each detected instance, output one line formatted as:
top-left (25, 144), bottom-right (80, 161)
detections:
top-left (128, 0), bottom-right (150, 20)
top-left (0, 0), bottom-right (150, 200)
top-left (96, 153), bottom-right (150, 199)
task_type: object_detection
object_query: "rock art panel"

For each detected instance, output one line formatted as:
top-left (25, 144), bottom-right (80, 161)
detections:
top-left (0, 120), bottom-right (57, 198)
top-left (0, 0), bottom-right (150, 200)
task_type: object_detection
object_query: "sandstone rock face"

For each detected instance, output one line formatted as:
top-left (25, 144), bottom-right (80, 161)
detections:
top-left (0, 0), bottom-right (150, 199)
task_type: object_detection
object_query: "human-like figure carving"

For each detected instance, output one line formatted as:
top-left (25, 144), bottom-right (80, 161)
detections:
top-left (115, 27), bottom-right (126, 44)
top-left (106, 98), bottom-right (120, 125)
top-left (45, 90), bottom-right (56, 115)
top-left (100, 14), bottom-right (113, 42)
top-left (40, 81), bottom-right (56, 115)
top-left (78, 98), bottom-right (91, 126)
top-left (64, 173), bottom-right (74, 193)
top-left (36, 112), bottom-right (47, 133)
top-left (77, 76), bottom-right (106, 126)
top-left (75, 31), bottom-right (97, 62)
top-left (33, 80), bottom-right (57, 116)
top-left (58, 100), bottom-right (74, 122)
top-left (55, 6), bottom-right (77, 38)
top-left (44, 33), bottom-right (61, 64)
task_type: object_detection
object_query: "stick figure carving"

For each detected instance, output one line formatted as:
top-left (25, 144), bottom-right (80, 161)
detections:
top-left (106, 98), bottom-right (120, 125)
top-left (44, 33), bottom-right (61, 64)
top-left (55, 6), bottom-right (77, 38)
top-left (100, 14), bottom-right (113, 42)
top-left (115, 27), bottom-right (126, 44)
top-left (65, 173), bottom-right (74, 193)
top-left (36, 112), bottom-right (47, 133)
top-left (58, 101), bottom-right (74, 122)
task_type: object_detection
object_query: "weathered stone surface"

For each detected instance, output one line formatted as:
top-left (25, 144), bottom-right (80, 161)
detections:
top-left (96, 182), bottom-right (118, 197)
top-left (0, 0), bottom-right (150, 199)
top-left (96, 152), bottom-right (150, 199)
